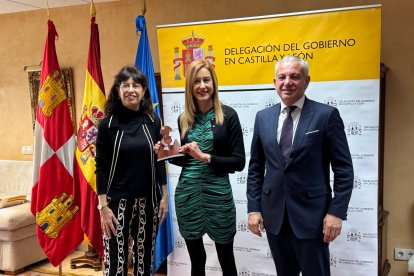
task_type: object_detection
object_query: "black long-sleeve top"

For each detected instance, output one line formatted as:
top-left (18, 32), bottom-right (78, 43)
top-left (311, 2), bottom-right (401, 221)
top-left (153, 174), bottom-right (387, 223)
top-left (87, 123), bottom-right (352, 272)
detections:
top-left (95, 106), bottom-right (166, 200)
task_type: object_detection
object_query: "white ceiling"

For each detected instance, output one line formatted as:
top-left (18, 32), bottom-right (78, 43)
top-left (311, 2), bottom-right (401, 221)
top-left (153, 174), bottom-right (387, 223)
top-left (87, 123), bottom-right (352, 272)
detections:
top-left (0, 0), bottom-right (119, 15)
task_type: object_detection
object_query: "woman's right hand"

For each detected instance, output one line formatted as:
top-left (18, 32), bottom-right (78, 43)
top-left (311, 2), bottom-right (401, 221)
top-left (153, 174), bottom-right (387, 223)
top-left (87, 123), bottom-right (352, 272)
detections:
top-left (100, 207), bottom-right (118, 239)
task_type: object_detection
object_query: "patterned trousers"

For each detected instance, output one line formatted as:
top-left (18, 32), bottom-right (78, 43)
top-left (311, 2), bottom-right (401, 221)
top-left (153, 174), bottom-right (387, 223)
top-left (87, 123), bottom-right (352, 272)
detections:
top-left (103, 197), bottom-right (159, 276)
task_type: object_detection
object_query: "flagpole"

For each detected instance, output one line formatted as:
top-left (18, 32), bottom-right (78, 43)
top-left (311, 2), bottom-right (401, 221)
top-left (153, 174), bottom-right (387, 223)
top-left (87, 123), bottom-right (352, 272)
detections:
top-left (59, 263), bottom-right (62, 276)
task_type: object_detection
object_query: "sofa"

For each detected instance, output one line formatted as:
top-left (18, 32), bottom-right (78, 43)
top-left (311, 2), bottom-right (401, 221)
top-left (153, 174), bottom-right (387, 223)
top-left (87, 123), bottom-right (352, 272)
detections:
top-left (0, 160), bottom-right (46, 275)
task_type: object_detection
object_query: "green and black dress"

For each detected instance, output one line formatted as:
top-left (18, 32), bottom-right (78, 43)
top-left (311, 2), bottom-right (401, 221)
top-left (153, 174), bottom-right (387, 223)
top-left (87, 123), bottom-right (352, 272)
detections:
top-left (175, 108), bottom-right (238, 244)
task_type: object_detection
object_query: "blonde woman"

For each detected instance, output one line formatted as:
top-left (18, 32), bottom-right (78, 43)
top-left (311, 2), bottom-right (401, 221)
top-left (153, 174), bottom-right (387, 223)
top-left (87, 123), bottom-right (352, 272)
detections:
top-left (158, 59), bottom-right (245, 275)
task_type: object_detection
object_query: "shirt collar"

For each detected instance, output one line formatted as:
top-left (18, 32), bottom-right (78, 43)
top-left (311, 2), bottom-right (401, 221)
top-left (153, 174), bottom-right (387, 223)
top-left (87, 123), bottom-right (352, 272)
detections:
top-left (280, 94), bottom-right (306, 113)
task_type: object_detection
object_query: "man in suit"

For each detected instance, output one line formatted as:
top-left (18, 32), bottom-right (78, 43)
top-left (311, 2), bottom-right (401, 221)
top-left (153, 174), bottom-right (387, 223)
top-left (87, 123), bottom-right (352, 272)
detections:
top-left (247, 55), bottom-right (353, 276)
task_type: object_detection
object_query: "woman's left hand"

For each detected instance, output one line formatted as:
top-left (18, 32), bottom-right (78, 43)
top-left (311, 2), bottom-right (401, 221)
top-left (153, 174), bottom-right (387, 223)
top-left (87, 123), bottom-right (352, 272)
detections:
top-left (180, 141), bottom-right (209, 162)
top-left (158, 193), bottom-right (168, 225)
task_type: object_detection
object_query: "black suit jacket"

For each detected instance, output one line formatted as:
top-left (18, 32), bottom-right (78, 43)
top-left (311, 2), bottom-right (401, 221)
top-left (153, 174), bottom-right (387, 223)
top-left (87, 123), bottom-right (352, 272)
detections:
top-left (247, 97), bottom-right (353, 239)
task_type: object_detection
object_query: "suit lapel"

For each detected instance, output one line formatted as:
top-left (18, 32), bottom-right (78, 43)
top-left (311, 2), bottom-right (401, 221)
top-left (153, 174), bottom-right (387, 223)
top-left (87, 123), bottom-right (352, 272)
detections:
top-left (290, 98), bottom-right (315, 161)
top-left (272, 104), bottom-right (286, 165)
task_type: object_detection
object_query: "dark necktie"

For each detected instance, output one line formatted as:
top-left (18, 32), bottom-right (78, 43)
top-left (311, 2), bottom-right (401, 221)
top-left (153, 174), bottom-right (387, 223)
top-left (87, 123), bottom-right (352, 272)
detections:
top-left (279, 106), bottom-right (297, 160)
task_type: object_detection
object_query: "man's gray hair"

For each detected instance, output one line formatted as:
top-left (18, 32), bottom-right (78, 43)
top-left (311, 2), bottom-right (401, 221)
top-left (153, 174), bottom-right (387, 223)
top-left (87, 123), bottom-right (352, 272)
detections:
top-left (275, 55), bottom-right (310, 77)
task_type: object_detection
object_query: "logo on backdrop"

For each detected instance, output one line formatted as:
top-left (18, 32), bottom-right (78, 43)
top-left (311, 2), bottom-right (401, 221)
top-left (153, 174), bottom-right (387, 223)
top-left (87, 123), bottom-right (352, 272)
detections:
top-left (330, 255), bottom-right (338, 267)
top-left (353, 176), bottom-right (362, 189)
top-left (238, 267), bottom-right (275, 276)
top-left (238, 267), bottom-right (251, 276)
top-left (237, 220), bottom-right (249, 232)
top-left (241, 124), bottom-right (252, 137)
top-left (324, 96), bottom-right (338, 107)
top-left (241, 124), bottom-right (249, 136)
top-left (173, 31), bottom-right (216, 80)
top-left (266, 248), bottom-right (273, 259)
top-left (346, 228), bottom-right (362, 242)
top-left (331, 254), bottom-right (375, 268)
top-left (351, 175), bottom-right (378, 190)
top-left (236, 172), bottom-right (247, 185)
top-left (170, 101), bottom-right (185, 114)
top-left (264, 98), bottom-right (278, 108)
top-left (347, 122), bottom-right (363, 136)
top-left (174, 236), bottom-right (187, 249)
top-left (353, 175), bottom-right (378, 190)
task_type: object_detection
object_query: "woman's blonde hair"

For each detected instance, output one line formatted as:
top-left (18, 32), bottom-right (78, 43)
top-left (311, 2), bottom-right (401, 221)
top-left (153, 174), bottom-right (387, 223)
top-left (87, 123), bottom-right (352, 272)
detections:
top-left (180, 59), bottom-right (224, 138)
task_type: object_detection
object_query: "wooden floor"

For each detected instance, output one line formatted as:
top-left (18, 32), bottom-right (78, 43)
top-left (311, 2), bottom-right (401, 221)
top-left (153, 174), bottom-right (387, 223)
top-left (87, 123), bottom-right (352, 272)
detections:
top-left (0, 251), bottom-right (167, 276)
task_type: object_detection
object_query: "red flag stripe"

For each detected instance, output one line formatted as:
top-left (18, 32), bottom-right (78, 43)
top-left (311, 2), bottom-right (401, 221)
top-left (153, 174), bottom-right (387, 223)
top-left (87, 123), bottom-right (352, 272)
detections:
top-left (87, 17), bottom-right (105, 94)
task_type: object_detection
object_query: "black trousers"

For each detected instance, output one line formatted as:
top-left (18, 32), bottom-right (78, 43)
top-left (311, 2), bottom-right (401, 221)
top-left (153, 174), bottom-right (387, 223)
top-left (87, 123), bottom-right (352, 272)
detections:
top-left (266, 211), bottom-right (330, 276)
top-left (185, 238), bottom-right (237, 276)
top-left (103, 197), bottom-right (159, 276)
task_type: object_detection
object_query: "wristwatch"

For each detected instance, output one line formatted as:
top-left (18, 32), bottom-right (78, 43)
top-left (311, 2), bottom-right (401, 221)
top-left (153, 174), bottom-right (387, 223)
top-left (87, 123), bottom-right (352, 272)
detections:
top-left (206, 154), bottom-right (211, 164)
top-left (97, 203), bottom-right (108, 210)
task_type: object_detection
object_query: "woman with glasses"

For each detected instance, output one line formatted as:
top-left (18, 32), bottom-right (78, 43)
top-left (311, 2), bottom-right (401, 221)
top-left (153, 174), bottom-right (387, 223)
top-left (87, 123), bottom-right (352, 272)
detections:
top-left (95, 65), bottom-right (168, 276)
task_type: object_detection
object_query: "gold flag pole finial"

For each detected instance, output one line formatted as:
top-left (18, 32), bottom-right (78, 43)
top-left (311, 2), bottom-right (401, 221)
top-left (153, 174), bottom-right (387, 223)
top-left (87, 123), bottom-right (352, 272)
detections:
top-left (90, 0), bottom-right (96, 17)
top-left (140, 0), bottom-right (147, 16)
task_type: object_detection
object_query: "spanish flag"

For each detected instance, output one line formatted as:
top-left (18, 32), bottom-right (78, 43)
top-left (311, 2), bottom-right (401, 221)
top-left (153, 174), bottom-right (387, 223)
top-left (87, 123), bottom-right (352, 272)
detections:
top-left (31, 20), bottom-right (83, 266)
top-left (73, 3), bottom-right (105, 257)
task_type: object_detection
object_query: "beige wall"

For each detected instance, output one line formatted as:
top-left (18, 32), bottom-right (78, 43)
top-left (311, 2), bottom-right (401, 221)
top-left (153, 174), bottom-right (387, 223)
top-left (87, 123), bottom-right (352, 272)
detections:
top-left (0, 0), bottom-right (413, 274)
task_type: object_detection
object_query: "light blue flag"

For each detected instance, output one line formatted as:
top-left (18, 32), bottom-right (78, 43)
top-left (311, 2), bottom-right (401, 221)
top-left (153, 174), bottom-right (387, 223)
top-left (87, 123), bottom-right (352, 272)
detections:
top-left (135, 15), bottom-right (174, 274)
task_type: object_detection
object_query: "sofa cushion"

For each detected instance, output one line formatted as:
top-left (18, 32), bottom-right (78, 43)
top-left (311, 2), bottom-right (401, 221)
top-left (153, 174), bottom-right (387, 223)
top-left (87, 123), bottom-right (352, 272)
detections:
top-left (0, 193), bottom-right (27, 209)
top-left (0, 223), bottom-right (36, 242)
top-left (0, 160), bottom-right (33, 195)
top-left (0, 234), bottom-right (47, 271)
top-left (0, 203), bottom-right (35, 231)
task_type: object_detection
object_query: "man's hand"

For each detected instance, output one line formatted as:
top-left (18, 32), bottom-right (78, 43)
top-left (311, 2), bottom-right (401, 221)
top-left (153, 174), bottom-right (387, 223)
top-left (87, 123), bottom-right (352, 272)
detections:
top-left (323, 214), bottom-right (343, 243)
top-left (248, 213), bottom-right (265, 237)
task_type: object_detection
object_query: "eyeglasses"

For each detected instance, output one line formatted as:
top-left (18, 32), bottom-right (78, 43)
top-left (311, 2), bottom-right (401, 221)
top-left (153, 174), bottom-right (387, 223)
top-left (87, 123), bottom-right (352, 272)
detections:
top-left (120, 82), bottom-right (142, 91)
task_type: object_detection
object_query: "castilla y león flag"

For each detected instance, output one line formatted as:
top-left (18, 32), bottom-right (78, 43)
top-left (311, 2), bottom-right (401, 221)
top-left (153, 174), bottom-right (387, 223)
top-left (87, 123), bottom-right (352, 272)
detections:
top-left (31, 20), bottom-right (83, 266)
top-left (74, 8), bottom-right (105, 257)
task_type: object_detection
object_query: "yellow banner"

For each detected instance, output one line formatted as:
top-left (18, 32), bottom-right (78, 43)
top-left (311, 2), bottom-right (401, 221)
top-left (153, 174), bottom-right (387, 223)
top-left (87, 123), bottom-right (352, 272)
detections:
top-left (157, 7), bottom-right (380, 88)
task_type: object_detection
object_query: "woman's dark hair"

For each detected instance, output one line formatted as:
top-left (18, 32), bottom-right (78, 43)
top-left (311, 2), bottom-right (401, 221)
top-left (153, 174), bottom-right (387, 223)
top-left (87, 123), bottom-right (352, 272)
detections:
top-left (104, 65), bottom-right (154, 117)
